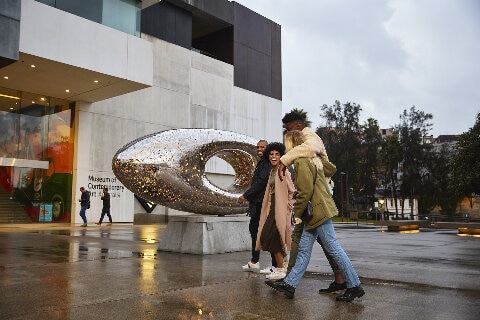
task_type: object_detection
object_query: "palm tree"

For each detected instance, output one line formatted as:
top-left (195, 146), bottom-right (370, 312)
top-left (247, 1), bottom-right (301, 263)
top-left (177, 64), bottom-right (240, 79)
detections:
top-left (291, 108), bottom-right (312, 127)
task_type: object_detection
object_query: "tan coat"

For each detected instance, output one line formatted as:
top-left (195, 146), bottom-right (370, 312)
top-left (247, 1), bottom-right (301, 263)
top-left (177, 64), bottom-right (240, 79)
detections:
top-left (255, 169), bottom-right (296, 255)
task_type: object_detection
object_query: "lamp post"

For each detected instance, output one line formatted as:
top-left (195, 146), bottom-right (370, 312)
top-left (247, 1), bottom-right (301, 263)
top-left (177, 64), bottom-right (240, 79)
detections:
top-left (378, 199), bottom-right (385, 221)
top-left (378, 199), bottom-right (385, 231)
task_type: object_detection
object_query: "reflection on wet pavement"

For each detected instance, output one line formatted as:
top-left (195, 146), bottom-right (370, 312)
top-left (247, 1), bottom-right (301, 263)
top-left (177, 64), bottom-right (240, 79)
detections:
top-left (1, 224), bottom-right (479, 319)
top-left (0, 225), bottom-right (165, 264)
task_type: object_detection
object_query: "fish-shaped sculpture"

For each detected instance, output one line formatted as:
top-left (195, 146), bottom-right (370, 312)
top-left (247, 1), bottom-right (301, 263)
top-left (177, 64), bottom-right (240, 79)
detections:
top-left (112, 129), bottom-right (258, 215)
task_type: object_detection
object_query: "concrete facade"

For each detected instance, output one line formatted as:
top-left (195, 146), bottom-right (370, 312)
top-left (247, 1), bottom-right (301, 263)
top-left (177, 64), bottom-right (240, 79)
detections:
top-left (75, 33), bottom-right (282, 224)
top-left (157, 215), bottom-right (251, 254)
top-left (0, 0), bottom-right (282, 224)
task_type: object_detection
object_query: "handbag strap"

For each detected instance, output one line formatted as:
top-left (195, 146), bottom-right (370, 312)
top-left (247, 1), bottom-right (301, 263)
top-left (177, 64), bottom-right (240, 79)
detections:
top-left (310, 159), bottom-right (318, 201)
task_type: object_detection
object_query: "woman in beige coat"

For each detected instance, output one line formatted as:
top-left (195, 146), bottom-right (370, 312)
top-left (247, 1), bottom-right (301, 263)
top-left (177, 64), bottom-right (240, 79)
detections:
top-left (255, 142), bottom-right (296, 280)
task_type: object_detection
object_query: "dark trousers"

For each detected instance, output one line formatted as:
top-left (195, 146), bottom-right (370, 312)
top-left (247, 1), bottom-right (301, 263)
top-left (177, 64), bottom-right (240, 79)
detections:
top-left (99, 207), bottom-right (112, 223)
top-left (249, 203), bottom-right (277, 267)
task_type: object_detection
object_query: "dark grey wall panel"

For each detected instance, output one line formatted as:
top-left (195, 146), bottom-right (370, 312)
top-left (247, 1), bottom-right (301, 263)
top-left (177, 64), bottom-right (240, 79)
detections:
top-left (233, 4), bottom-right (271, 56)
top-left (234, 44), bottom-right (248, 88)
top-left (270, 23), bottom-right (282, 100)
top-left (232, 2), bottom-right (281, 100)
top-left (170, 0), bottom-right (233, 24)
top-left (0, 0), bottom-right (20, 69)
top-left (141, 2), bottom-right (192, 49)
top-left (248, 49), bottom-right (271, 96)
top-left (174, 7), bottom-right (192, 48)
top-left (0, 0), bottom-right (21, 20)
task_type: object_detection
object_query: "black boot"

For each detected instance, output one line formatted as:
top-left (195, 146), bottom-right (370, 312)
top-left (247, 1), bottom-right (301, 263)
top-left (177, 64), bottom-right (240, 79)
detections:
top-left (265, 279), bottom-right (295, 299)
top-left (336, 286), bottom-right (365, 302)
top-left (319, 281), bottom-right (347, 294)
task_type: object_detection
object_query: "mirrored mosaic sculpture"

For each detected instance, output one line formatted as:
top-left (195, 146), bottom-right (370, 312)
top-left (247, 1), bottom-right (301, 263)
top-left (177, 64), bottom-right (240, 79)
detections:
top-left (112, 129), bottom-right (258, 215)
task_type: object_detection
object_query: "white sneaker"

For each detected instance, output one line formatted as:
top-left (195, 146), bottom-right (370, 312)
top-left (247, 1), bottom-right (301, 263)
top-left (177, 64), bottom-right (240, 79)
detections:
top-left (241, 261), bottom-right (260, 272)
top-left (260, 266), bottom-right (277, 275)
top-left (266, 267), bottom-right (286, 280)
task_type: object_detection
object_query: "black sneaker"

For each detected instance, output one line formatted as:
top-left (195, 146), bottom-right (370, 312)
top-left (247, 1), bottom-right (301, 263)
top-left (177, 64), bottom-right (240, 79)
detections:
top-left (265, 279), bottom-right (295, 299)
top-left (336, 286), bottom-right (365, 302)
top-left (319, 281), bottom-right (347, 294)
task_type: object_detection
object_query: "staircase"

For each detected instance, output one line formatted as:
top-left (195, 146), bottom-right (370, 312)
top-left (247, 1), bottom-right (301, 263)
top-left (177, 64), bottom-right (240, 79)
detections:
top-left (0, 189), bottom-right (32, 223)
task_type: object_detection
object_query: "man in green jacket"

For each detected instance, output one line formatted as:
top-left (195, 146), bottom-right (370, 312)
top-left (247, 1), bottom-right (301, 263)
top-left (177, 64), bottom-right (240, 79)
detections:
top-left (278, 112), bottom-right (347, 294)
top-left (267, 129), bottom-right (365, 302)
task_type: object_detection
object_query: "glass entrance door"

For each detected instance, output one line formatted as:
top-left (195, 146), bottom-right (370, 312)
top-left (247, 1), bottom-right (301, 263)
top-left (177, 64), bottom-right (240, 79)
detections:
top-left (0, 87), bottom-right (74, 223)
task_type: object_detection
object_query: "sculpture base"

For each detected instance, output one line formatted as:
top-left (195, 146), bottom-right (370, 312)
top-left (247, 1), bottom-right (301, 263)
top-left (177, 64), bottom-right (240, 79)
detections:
top-left (157, 215), bottom-right (250, 254)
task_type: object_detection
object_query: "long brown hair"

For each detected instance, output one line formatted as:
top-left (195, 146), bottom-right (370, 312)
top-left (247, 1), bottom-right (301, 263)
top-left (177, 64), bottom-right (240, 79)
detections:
top-left (284, 130), bottom-right (305, 152)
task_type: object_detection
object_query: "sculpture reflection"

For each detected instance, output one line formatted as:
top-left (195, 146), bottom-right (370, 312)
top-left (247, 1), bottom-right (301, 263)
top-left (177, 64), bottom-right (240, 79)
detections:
top-left (112, 129), bottom-right (257, 215)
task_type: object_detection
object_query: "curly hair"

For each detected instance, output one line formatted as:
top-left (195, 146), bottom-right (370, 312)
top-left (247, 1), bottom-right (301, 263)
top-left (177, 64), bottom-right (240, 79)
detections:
top-left (282, 112), bottom-right (305, 124)
top-left (262, 142), bottom-right (286, 161)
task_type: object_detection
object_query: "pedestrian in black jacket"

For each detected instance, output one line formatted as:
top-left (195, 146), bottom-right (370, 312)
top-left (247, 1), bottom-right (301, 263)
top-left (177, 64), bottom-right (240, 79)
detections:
top-left (95, 188), bottom-right (112, 226)
top-left (78, 187), bottom-right (90, 227)
top-left (238, 140), bottom-right (277, 273)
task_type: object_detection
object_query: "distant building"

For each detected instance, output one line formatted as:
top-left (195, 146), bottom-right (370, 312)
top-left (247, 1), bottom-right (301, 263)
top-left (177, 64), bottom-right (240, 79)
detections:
top-left (379, 128), bottom-right (394, 139)
top-left (433, 135), bottom-right (459, 152)
top-left (384, 198), bottom-right (418, 220)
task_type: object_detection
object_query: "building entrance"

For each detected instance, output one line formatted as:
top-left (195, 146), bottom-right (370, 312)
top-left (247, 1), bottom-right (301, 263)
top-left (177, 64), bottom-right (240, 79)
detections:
top-left (0, 87), bottom-right (74, 223)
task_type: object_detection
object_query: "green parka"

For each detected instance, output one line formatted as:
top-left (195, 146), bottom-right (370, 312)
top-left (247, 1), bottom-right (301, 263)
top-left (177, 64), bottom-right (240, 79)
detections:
top-left (293, 157), bottom-right (338, 230)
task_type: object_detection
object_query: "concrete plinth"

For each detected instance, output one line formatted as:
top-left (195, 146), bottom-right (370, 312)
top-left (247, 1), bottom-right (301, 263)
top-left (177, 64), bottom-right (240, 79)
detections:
top-left (157, 214), bottom-right (251, 254)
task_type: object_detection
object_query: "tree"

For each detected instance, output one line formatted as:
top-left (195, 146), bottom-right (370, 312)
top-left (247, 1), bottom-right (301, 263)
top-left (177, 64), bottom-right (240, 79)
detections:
top-left (430, 144), bottom-right (457, 213)
top-left (378, 133), bottom-right (402, 216)
top-left (449, 112), bottom-right (480, 207)
top-left (356, 118), bottom-right (382, 210)
top-left (316, 101), bottom-right (362, 213)
top-left (396, 106), bottom-right (434, 219)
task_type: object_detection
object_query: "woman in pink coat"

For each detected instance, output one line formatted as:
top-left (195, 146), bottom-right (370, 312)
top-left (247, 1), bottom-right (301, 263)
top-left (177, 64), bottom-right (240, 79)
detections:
top-left (255, 142), bottom-right (296, 280)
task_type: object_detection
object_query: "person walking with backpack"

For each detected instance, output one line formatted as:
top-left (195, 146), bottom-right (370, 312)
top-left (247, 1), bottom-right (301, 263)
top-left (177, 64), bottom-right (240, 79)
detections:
top-left (78, 187), bottom-right (90, 227)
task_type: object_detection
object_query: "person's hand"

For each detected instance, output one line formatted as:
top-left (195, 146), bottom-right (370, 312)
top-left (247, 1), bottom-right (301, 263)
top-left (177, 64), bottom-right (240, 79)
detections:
top-left (277, 162), bottom-right (287, 181)
top-left (237, 195), bottom-right (246, 204)
top-left (295, 217), bottom-right (303, 225)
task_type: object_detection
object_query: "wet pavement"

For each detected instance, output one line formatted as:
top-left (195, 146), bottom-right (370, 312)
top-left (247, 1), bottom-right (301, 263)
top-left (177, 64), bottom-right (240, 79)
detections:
top-left (1, 222), bottom-right (479, 319)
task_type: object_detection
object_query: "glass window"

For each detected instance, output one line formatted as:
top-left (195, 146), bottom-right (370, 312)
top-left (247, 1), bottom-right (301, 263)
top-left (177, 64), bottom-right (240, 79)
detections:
top-left (103, 0), bottom-right (141, 36)
top-left (0, 87), bottom-right (75, 223)
top-left (36, 0), bottom-right (141, 36)
top-left (55, 0), bottom-right (103, 23)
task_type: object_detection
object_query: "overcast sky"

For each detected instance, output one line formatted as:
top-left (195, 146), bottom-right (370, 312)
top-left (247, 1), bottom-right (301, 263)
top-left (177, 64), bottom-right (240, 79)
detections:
top-left (234, 0), bottom-right (480, 136)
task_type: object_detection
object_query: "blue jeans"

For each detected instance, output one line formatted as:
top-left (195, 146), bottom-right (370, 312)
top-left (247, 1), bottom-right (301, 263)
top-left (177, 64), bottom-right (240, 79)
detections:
top-left (284, 219), bottom-right (360, 289)
top-left (79, 205), bottom-right (87, 223)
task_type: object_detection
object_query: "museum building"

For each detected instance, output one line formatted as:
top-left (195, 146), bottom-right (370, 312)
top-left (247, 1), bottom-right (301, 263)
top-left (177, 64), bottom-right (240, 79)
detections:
top-left (0, 0), bottom-right (282, 224)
